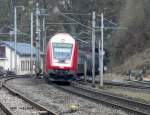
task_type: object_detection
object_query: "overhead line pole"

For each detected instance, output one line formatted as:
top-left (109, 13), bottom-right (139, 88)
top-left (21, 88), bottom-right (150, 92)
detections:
top-left (42, 16), bottom-right (46, 72)
top-left (36, 3), bottom-right (41, 77)
top-left (14, 6), bottom-right (17, 74)
top-left (14, 6), bottom-right (24, 74)
top-left (92, 11), bottom-right (96, 87)
top-left (30, 12), bottom-right (33, 76)
top-left (100, 13), bottom-right (104, 87)
top-left (42, 17), bottom-right (45, 54)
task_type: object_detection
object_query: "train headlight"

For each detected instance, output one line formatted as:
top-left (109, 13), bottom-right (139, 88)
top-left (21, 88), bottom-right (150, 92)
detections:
top-left (65, 60), bottom-right (71, 63)
top-left (54, 59), bottom-right (58, 63)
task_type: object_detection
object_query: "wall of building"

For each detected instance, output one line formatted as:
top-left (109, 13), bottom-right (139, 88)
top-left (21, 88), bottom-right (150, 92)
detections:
top-left (0, 60), bottom-right (5, 69)
top-left (0, 45), bottom-right (44, 75)
top-left (19, 57), bottom-right (35, 75)
top-left (5, 47), bottom-right (20, 71)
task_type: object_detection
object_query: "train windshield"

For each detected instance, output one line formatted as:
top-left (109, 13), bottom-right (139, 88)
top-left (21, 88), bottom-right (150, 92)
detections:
top-left (53, 43), bottom-right (73, 59)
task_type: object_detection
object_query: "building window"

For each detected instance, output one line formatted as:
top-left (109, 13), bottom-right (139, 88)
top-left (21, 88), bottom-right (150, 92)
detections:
top-left (27, 61), bottom-right (28, 71)
top-left (26, 61), bottom-right (28, 71)
top-left (0, 46), bottom-right (6, 58)
top-left (21, 61), bottom-right (24, 71)
top-left (30, 60), bottom-right (31, 71)
top-left (21, 61), bottom-right (22, 71)
top-left (27, 61), bottom-right (29, 71)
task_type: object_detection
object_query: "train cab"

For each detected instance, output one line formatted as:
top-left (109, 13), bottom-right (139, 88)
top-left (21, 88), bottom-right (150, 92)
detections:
top-left (45, 33), bottom-right (78, 81)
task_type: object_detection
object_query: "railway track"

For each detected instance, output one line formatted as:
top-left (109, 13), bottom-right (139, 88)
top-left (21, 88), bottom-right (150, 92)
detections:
top-left (0, 75), bottom-right (58, 115)
top-left (79, 78), bottom-right (150, 90)
top-left (131, 80), bottom-right (150, 87)
top-left (52, 81), bottom-right (150, 115)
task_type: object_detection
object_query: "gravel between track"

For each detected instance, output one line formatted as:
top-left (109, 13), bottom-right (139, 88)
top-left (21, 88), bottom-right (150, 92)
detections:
top-left (6, 77), bottom-right (131, 115)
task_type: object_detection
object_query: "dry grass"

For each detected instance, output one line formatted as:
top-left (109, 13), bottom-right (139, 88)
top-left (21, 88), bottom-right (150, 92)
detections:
top-left (102, 73), bottom-right (128, 81)
top-left (106, 88), bottom-right (150, 103)
top-left (96, 86), bottom-right (150, 103)
top-left (113, 48), bottom-right (150, 75)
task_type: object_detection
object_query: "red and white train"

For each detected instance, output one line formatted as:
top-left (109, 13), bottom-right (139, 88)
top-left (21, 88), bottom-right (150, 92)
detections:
top-left (44, 33), bottom-right (78, 81)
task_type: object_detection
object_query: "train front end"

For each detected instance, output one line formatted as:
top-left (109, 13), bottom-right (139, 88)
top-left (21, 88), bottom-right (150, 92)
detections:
top-left (45, 33), bottom-right (78, 81)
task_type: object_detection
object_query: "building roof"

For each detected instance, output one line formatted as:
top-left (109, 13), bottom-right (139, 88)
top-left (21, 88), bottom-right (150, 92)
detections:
top-left (1, 41), bottom-right (38, 56)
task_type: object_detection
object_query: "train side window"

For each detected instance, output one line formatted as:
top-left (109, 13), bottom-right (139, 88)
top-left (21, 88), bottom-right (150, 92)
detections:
top-left (78, 57), bottom-right (81, 62)
top-left (81, 56), bottom-right (85, 63)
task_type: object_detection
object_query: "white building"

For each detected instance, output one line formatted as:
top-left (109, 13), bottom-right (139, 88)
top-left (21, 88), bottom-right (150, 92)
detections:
top-left (0, 41), bottom-right (43, 75)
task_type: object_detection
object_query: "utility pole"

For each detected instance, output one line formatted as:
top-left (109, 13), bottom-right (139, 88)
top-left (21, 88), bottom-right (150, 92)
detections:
top-left (100, 13), bottom-right (104, 87)
top-left (14, 6), bottom-right (24, 74)
top-left (92, 11), bottom-right (96, 86)
top-left (30, 12), bottom-right (33, 76)
top-left (14, 6), bottom-right (17, 74)
top-left (36, 3), bottom-right (41, 76)
top-left (42, 17), bottom-right (46, 71)
top-left (42, 17), bottom-right (45, 54)
top-left (98, 38), bottom-right (101, 86)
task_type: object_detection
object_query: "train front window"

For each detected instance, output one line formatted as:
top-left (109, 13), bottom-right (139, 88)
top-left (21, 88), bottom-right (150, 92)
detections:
top-left (53, 43), bottom-right (73, 59)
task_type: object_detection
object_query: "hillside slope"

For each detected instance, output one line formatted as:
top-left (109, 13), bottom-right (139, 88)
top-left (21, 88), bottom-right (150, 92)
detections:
top-left (113, 48), bottom-right (150, 75)
top-left (110, 0), bottom-right (150, 67)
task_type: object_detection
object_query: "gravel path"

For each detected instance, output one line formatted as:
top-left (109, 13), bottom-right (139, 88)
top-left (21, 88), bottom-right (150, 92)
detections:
top-left (6, 77), bottom-right (131, 115)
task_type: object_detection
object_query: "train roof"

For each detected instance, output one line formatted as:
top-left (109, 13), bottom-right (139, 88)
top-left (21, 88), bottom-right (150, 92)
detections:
top-left (50, 33), bottom-right (75, 43)
top-left (51, 33), bottom-right (74, 39)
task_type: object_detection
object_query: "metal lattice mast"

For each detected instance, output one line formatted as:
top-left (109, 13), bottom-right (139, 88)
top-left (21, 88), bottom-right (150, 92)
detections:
top-left (35, 3), bottom-right (41, 75)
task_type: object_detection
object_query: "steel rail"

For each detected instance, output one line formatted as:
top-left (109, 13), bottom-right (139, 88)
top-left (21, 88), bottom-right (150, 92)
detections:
top-left (0, 75), bottom-right (24, 115)
top-left (0, 80), bottom-right (13, 115)
top-left (0, 75), bottom-right (58, 115)
top-left (132, 80), bottom-right (150, 86)
top-left (103, 80), bottom-right (150, 90)
top-left (80, 78), bottom-right (150, 90)
top-left (52, 82), bottom-right (150, 115)
top-left (72, 82), bottom-right (150, 114)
